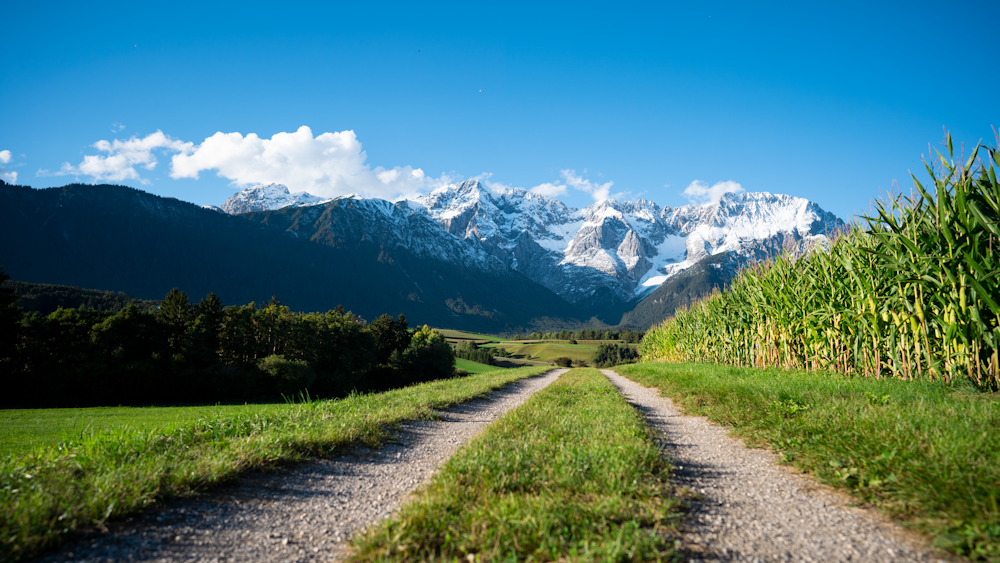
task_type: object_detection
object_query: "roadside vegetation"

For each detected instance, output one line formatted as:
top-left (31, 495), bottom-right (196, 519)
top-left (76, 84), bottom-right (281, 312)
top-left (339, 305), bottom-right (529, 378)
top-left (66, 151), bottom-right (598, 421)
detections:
top-left (615, 362), bottom-right (1000, 560)
top-left (642, 134), bottom-right (999, 389)
top-left (0, 365), bottom-right (552, 562)
top-left (351, 368), bottom-right (683, 562)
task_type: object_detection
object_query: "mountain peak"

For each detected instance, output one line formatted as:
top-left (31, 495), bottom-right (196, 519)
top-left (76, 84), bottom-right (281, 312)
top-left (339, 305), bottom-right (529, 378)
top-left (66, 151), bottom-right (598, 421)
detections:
top-left (220, 184), bottom-right (324, 215)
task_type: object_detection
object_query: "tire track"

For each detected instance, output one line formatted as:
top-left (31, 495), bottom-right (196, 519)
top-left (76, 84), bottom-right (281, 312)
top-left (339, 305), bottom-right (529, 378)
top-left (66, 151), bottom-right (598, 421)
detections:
top-left (602, 370), bottom-right (950, 563)
top-left (35, 369), bottom-right (568, 563)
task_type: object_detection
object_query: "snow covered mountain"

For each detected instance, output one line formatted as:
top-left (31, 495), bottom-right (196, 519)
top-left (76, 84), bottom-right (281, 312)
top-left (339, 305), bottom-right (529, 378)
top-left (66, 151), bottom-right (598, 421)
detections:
top-left (413, 180), bottom-right (844, 307)
top-left (220, 184), bottom-right (328, 215)
top-left (220, 180), bottom-right (845, 319)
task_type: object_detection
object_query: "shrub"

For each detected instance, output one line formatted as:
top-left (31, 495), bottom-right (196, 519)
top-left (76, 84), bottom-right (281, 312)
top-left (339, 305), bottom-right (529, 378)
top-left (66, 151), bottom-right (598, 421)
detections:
top-left (454, 340), bottom-right (495, 365)
top-left (553, 356), bottom-right (572, 367)
top-left (394, 326), bottom-right (456, 386)
top-left (257, 355), bottom-right (316, 397)
top-left (593, 343), bottom-right (639, 368)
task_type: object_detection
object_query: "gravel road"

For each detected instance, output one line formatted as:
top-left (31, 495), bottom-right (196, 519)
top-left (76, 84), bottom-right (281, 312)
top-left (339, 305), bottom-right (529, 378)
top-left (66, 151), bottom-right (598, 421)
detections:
top-left (35, 369), bottom-right (567, 563)
top-left (602, 370), bottom-right (951, 563)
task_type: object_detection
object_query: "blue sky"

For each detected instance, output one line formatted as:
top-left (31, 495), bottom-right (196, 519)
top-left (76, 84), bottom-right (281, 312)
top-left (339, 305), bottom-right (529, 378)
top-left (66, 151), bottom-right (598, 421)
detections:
top-left (2, 1), bottom-right (997, 221)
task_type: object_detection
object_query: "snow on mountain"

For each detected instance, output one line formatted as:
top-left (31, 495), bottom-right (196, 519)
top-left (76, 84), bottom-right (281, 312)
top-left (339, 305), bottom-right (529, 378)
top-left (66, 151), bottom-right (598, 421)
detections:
top-left (217, 179), bottom-right (845, 311)
top-left (220, 184), bottom-right (328, 214)
top-left (415, 182), bottom-right (844, 305)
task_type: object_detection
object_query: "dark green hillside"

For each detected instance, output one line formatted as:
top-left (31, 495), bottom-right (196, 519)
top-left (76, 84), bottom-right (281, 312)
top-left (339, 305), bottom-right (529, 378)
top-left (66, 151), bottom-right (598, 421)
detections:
top-left (0, 181), bottom-right (586, 332)
top-left (617, 252), bottom-right (735, 330)
top-left (7, 280), bottom-right (159, 314)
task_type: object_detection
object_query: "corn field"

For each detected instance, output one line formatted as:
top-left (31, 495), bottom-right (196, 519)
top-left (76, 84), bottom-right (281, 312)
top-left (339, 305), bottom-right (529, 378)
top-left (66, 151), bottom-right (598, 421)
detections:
top-left (640, 133), bottom-right (1000, 389)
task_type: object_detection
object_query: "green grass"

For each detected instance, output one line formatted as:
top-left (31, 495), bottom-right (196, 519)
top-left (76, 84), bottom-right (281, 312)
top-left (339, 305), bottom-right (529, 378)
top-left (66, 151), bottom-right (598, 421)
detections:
top-left (491, 357), bottom-right (551, 368)
top-left (0, 404), bottom-right (282, 458)
top-left (615, 362), bottom-right (1000, 561)
top-left (350, 368), bottom-right (683, 562)
top-left (435, 329), bottom-right (510, 342)
top-left (455, 358), bottom-right (504, 374)
top-left (483, 342), bottom-right (600, 363)
top-left (0, 366), bottom-right (552, 562)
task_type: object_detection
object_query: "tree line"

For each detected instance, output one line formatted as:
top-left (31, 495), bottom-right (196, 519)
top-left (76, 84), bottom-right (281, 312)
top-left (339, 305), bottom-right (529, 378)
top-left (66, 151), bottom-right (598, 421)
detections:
top-left (453, 341), bottom-right (499, 365)
top-left (0, 270), bottom-right (455, 407)
top-left (512, 328), bottom-right (645, 343)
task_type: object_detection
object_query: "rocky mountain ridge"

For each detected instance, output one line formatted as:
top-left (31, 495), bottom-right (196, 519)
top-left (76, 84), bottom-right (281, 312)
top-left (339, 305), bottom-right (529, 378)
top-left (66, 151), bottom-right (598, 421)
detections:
top-left (219, 181), bottom-right (845, 321)
top-left (220, 183), bottom-right (328, 215)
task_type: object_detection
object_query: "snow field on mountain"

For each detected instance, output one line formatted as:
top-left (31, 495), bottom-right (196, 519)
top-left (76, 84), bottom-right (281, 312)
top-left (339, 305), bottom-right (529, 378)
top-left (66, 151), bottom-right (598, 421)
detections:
top-left (220, 180), bottom-right (845, 311)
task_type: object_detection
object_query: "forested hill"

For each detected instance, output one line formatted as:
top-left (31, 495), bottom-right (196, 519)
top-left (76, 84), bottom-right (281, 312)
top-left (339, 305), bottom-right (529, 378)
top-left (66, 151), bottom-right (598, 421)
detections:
top-left (0, 181), bottom-right (589, 332)
top-left (617, 252), bottom-right (736, 330)
top-left (8, 280), bottom-right (159, 315)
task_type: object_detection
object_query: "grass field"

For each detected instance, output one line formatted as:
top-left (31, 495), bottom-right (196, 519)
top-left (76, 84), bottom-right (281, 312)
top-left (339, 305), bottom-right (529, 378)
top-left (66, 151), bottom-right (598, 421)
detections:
top-left (0, 403), bottom-right (285, 458)
top-left (0, 366), bottom-right (553, 562)
top-left (454, 358), bottom-right (502, 374)
top-left (616, 362), bottom-right (1000, 561)
top-left (435, 329), bottom-right (510, 342)
top-left (483, 341), bottom-right (599, 363)
top-left (351, 368), bottom-right (683, 562)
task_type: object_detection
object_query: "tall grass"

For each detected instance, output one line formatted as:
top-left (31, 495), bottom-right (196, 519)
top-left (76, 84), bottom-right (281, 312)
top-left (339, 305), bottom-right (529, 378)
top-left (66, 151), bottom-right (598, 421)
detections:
top-left (641, 133), bottom-right (1000, 389)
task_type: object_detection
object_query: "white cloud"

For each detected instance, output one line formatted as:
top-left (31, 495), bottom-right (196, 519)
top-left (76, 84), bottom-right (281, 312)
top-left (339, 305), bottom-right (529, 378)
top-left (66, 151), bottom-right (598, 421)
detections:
top-left (682, 179), bottom-right (744, 205)
top-left (1, 150), bottom-right (16, 183)
top-left (170, 126), bottom-right (445, 200)
top-left (561, 169), bottom-right (614, 201)
top-left (48, 126), bottom-right (452, 200)
top-left (529, 182), bottom-right (568, 197)
top-left (56, 131), bottom-right (193, 184)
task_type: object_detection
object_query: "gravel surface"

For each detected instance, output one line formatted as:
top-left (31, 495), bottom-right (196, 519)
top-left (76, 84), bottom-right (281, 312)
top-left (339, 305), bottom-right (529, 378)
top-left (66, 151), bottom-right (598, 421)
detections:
top-left (35, 369), bottom-right (567, 563)
top-left (602, 370), bottom-right (951, 563)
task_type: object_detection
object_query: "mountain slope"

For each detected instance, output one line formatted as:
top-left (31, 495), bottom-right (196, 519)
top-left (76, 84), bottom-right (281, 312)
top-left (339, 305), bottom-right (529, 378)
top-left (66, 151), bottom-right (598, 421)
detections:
top-left (217, 180), bottom-right (846, 326)
top-left (0, 181), bottom-right (588, 332)
top-left (617, 252), bottom-right (738, 330)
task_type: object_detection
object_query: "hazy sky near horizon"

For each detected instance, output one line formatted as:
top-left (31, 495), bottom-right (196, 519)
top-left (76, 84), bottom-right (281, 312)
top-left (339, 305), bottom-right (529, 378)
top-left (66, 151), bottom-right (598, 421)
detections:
top-left (2, 1), bottom-right (997, 221)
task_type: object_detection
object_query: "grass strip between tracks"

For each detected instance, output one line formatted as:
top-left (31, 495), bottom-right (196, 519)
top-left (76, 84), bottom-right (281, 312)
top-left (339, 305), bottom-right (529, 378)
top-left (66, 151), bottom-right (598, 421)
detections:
top-left (350, 368), bottom-right (683, 562)
top-left (615, 362), bottom-right (1000, 561)
top-left (0, 365), bottom-right (552, 562)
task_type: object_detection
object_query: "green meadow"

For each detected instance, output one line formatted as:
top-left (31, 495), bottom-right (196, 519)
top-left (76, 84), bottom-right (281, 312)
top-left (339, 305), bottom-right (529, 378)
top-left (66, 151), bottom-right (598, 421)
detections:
top-left (454, 357), bottom-right (502, 374)
top-left (0, 403), bottom-right (279, 458)
top-left (483, 341), bottom-right (601, 363)
top-left (435, 329), bottom-right (510, 342)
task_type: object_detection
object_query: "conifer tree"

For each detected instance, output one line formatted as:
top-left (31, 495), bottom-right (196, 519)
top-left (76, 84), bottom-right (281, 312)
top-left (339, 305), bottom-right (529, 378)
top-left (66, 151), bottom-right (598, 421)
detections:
top-left (0, 266), bottom-right (22, 365)
top-left (193, 292), bottom-right (224, 356)
top-left (158, 287), bottom-right (192, 326)
top-left (158, 287), bottom-right (192, 350)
